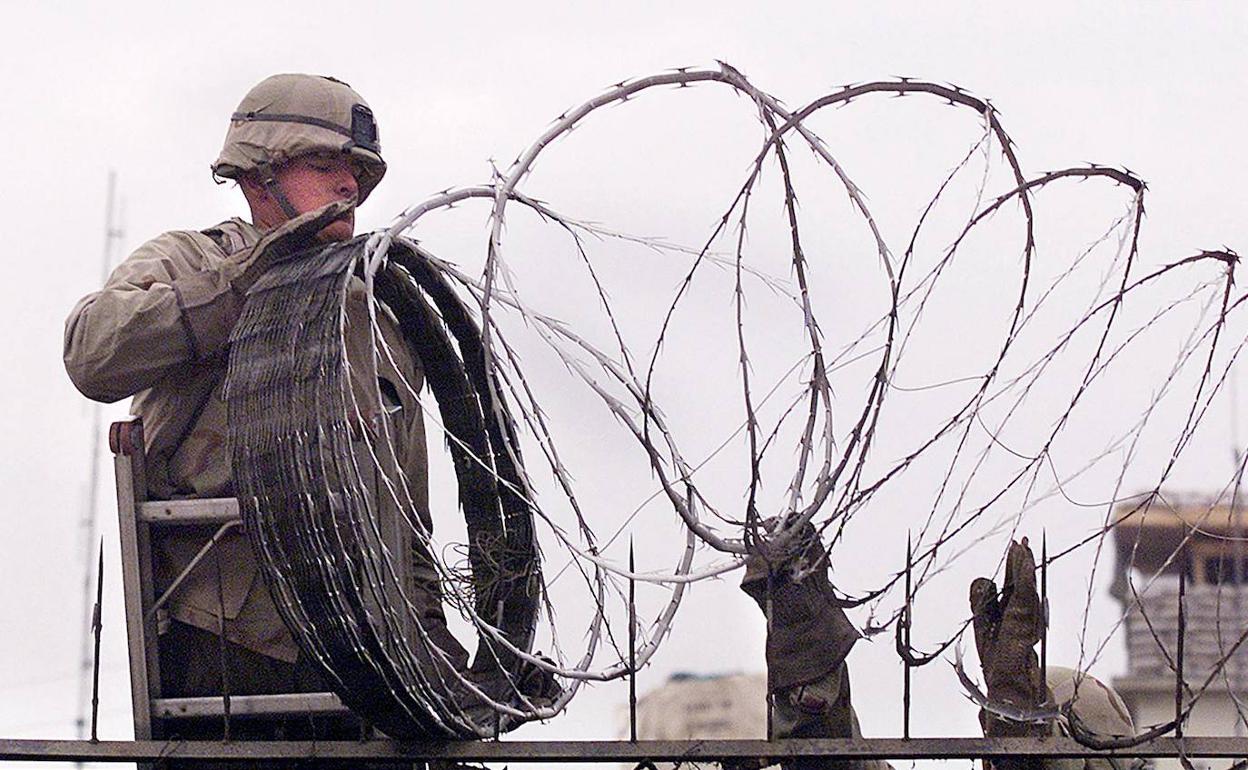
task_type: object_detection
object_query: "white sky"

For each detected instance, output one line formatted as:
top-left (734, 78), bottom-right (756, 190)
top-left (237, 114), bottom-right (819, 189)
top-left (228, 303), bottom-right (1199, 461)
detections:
top-left (1, 3), bottom-right (1246, 769)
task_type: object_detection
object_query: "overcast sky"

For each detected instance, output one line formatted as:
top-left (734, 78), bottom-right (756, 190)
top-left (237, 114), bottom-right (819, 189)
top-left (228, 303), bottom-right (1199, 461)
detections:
top-left (2, 3), bottom-right (1246, 769)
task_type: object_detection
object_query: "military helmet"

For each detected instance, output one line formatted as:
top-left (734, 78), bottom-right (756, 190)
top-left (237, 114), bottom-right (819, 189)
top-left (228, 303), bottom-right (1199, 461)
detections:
top-left (212, 74), bottom-right (386, 203)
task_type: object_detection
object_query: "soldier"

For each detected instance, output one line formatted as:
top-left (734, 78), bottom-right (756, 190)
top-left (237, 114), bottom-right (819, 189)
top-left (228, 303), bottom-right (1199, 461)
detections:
top-left (63, 73), bottom-right (463, 747)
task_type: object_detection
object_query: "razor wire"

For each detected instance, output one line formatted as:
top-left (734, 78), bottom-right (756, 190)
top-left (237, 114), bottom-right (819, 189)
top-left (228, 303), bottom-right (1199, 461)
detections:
top-left (223, 62), bottom-right (1244, 740)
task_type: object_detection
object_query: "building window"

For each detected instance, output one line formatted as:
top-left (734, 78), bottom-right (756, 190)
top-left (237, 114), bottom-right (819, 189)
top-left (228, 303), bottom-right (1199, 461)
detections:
top-left (1202, 555), bottom-right (1248, 585)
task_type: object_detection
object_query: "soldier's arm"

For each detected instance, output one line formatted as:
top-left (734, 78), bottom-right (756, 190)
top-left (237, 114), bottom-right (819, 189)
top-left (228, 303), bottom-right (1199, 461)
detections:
top-left (64, 201), bottom-right (352, 403)
top-left (63, 230), bottom-right (244, 403)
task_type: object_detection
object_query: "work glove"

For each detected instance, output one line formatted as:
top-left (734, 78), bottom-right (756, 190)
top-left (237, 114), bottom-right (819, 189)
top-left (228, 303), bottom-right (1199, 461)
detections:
top-left (739, 519), bottom-right (827, 603)
top-left (969, 539), bottom-right (1047, 770)
top-left (176, 198), bottom-right (356, 360)
top-left (740, 520), bottom-right (859, 694)
top-left (224, 197), bottom-right (356, 294)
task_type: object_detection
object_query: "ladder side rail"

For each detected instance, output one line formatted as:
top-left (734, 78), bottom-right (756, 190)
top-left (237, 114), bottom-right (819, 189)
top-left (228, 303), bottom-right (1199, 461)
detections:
top-left (114, 419), bottom-right (358, 744)
top-left (110, 417), bottom-right (161, 750)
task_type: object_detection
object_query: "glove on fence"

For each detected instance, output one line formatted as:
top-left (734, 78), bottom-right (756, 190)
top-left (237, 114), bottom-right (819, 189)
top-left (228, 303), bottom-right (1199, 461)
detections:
top-left (969, 539), bottom-right (1047, 770)
top-left (740, 521), bottom-right (859, 692)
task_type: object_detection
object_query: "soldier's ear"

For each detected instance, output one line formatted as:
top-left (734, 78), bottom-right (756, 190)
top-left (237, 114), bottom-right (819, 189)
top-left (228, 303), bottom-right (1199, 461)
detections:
top-left (238, 173), bottom-right (267, 199)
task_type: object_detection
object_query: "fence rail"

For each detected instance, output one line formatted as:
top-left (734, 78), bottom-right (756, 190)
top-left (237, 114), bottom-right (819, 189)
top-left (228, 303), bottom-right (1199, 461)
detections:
top-left (4, 737), bottom-right (1248, 763)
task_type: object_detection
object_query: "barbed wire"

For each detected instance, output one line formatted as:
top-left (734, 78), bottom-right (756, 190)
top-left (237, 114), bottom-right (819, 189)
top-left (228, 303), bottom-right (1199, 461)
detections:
top-left (229, 62), bottom-right (1242, 741)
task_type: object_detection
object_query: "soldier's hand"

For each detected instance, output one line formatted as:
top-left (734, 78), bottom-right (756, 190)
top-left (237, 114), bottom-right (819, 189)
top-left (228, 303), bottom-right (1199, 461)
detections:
top-left (969, 539), bottom-right (1047, 744)
top-left (226, 197), bottom-right (356, 293)
top-left (1000, 538), bottom-right (1043, 649)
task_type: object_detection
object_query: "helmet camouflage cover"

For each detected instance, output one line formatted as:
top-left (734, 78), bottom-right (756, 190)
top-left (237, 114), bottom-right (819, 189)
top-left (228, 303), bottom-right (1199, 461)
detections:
top-left (212, 74), bottom-right (386, 203)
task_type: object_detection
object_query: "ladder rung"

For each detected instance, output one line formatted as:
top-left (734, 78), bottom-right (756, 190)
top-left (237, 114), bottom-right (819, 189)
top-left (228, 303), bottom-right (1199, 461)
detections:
top-left (139, 498), bottom-right (240, 525)
top-left (153, 692), bottom-right (348, 719)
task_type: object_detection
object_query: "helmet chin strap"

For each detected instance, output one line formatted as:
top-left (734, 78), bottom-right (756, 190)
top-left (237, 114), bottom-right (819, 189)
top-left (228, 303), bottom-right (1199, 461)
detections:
top-left (256, 161), bottom-right (300, 220)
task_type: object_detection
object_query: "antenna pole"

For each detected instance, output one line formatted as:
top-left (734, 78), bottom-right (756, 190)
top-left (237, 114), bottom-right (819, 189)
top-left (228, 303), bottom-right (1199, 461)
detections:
top-left (76, 171), bottom-right (124, 749)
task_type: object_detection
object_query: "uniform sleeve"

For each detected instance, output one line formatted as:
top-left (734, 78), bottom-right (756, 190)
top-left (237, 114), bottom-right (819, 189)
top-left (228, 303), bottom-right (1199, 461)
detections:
top-left (63, 231), bottom-right (246, 403)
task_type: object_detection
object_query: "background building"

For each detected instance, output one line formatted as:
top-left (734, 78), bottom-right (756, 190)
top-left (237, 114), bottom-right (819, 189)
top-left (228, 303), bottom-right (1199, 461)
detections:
top-left (621, 672), bottom-right (766, 768)
top-left (1113, 498), bottom-right (1248, 770)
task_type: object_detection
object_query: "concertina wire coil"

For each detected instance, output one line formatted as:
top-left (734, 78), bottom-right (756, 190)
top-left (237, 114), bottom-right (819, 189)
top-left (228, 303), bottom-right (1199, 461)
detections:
top-left (224, 235), bottom-right (544, 739)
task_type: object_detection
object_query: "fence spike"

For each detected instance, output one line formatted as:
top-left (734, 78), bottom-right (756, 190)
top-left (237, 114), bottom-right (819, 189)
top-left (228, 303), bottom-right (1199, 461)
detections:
top-left (629, 538), bottom-right (638, 743)
top-left (89, 539), bottom-right (104, 743)
top-left (903, 532), bottom-right (913, 741)
top-left (1176, 558), bottom-right (1187, 739)
top-left (1041, 531), bottom-right (1048, 679)
top-left (766, 565), bottom-right (775, 742)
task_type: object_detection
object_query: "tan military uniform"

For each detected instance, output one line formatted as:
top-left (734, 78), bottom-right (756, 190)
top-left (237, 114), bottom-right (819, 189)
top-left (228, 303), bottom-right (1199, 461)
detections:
top-left (64, 218), bottom-right (431, 664)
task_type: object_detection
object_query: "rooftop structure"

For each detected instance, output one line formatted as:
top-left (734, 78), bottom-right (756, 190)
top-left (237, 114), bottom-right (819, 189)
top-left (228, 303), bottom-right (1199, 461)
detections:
top-left (1112, 497), bottom-right (1248, 769)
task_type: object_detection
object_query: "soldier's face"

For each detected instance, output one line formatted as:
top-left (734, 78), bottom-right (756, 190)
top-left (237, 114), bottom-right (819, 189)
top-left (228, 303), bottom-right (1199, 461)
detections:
top-left (275, 153), bottom-right (360, 241)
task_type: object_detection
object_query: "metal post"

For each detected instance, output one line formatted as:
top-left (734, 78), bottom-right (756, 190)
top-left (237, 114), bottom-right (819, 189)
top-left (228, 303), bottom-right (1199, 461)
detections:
top-left (1040, 532), bottom-right (1048, 679)
top-left (77, 170), bottom-right (124, 756)
top-left (1231, 442), bottom-right (1246, 736)
top-left (903, 533), bottom-right (912, 741)
top-left (214, 548), bottom-right (231, 742)
top-left (766, 567), bottom-right (775, 742)
top-left (629, 539), bottom-right (638, 743)
top-left (1176, 561), bottom-right (1187, 739)
top-left (90, 541), bottom-right (104, 743)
